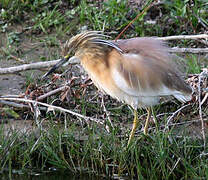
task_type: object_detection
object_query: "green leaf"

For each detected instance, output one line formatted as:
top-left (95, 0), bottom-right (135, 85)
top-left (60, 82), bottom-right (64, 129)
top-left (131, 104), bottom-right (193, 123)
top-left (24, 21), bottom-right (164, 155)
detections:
top-left (3, 107), bottom-right (20, 119)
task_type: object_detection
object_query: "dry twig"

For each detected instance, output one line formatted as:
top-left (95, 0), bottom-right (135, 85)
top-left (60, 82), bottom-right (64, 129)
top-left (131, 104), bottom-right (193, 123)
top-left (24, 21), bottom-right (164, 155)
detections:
top-left (169, 47), bottom-right (208, 53)
top-left (0, 60), bottom-right (60, 74)
top-left (0, 99), bottom-right (46, 110)
top-left (101, 97), bottom-right (114, 132)
top-left (0, 57), bottom-right (80, 75)
top-left (201, 93), bottom-right (208, 106)
top-left (10, 55), bottom-right (25, 63)
top-left (157, 34), bottom-right (208, 41)
top-left (0, 97), bottom-right (104, 125)
top-left (198, 69), bottom-right (207, 149)
top-left (165, 104), bottom-right (191, 131)
top-left (115, 0), bottom-right (156, 40)
top-left (37, 85), bottom-right (70, 101)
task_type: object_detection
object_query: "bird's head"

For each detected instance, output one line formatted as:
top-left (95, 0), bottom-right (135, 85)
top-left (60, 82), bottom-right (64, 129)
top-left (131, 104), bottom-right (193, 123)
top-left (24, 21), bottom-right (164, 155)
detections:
top-left (43, 31), bottom-right (122, 78)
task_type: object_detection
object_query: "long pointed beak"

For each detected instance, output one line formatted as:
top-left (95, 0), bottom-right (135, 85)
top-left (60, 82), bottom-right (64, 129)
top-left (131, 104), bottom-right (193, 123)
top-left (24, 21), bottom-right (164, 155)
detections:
top-left (42, 55), bottom-right (70, 79)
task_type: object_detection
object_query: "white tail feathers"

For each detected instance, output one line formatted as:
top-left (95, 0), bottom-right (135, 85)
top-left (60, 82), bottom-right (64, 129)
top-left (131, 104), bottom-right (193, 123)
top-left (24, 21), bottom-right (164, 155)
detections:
top-left (173, 93), bottom-right (192, 103)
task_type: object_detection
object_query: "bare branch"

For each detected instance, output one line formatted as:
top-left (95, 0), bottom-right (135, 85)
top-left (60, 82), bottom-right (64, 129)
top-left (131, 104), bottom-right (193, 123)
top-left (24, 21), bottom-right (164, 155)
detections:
top-left (169, 47), bottom-right (208, 53)
top-left (0, 99), bottom-right (30, 109)
top-left (0, 97), bottom-right (104, 124)
top-left (201, 93), bottom-right (208, 106)
top-left (101, 97), bottom-right (114, 132)
top-left (0, 58), bottom-right (80, 75)
top-left (0, 100), bottom-right (47, 111)
top-left (157, 34), bottom-right (208, 41)
top-left (0, 60), bottom-right (60, 74)
top-left (198, 69), bottom-right (207, 149)
top-left (37, 85), bottom-right (69, 101)
top-left (165, 104), bottom-right (191, 131)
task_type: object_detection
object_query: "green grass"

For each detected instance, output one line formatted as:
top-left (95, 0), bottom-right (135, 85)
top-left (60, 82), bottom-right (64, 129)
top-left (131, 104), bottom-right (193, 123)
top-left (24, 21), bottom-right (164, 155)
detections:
top-left (186, 54), bottom-right (201, 74)
top-left (0, 0), bottom-right (207, 59)
top-left (1, 0), bottom-right (207, 36)
top-left (0, 123), bottom-right (208, 179)
top-left (0, 0), bottom-right (207, 179)
top-left (163, 0), bottom-right (208, 34)
top-left (0, 0), bottom-right (207, 63)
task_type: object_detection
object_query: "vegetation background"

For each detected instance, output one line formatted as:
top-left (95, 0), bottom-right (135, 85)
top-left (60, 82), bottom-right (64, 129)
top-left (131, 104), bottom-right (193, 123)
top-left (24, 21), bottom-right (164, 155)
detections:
top-left (0, 0), bottom-right (208, 179)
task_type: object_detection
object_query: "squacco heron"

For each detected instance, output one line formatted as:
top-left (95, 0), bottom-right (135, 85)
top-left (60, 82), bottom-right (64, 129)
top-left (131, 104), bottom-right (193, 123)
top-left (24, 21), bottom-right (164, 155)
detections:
top-left (43, 31), bottom-right (192, 145)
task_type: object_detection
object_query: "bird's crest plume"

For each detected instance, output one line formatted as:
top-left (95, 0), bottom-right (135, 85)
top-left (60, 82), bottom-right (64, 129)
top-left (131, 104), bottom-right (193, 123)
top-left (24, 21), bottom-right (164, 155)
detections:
top-left (62, 31), bottom-right (122, 56)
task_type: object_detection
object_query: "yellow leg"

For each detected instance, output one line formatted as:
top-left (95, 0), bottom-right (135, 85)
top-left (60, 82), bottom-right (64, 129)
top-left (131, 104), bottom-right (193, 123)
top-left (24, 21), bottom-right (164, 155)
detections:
top-left (144, 107), bottom-right (151, 135)
top-left (128, 109), bottom-right (139, 146)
